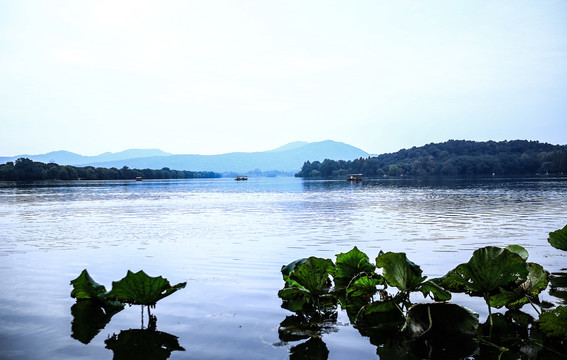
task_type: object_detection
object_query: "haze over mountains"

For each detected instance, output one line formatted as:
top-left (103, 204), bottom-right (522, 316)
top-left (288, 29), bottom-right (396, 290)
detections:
top-left (0, 141), bottom-right (369, 173)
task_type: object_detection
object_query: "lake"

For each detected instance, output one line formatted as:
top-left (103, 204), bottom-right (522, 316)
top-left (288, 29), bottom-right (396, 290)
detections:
top-left (0, 176), bottom-right (566, 359)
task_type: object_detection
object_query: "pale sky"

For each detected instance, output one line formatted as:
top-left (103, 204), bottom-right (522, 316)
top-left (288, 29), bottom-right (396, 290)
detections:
top-left (1, 0), bottom-right (566, 156)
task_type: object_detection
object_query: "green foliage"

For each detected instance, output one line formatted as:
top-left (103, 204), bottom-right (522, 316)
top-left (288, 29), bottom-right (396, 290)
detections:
top-left (548, 224), bottom-right (567, 251)
top-left (538, 306), bottom-right (567, 339)
top-left (334, 246), bottom-right (375, 288)
top-left (70, 269), bottom-right (108, 301)
top-left (0, 158), bottom-right (220, 181)
top-left (106, 270), bottom-right (187, 307)
top-left (439, 246), bottom-right (529, 308)
top-left (375, 252), bottom-right (426, 293)
top-left (296, 140), bottom-right (567, 177)
top-left (403, 302), bottom-right (479, 338)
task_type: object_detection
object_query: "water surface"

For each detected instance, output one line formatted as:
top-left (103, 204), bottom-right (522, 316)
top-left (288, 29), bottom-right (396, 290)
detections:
top-left (0, 177), bottom-right (566, 359)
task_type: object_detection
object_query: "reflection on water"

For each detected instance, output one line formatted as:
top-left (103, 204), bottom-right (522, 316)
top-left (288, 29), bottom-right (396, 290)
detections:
top-left (0, 177), bottom-right (566, 359)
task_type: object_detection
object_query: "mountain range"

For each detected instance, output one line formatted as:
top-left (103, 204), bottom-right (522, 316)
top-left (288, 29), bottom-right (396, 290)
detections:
top-left (0, 141), bottom-right (370, 173)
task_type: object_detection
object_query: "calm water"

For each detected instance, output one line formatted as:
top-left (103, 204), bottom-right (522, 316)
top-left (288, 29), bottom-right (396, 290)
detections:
top-left (0, 177), bottom-right (566, 359)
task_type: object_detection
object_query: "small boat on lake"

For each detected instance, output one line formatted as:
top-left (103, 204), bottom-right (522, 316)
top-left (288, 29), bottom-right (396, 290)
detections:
top-left (235, 176), bottom-right (248, 181)
top-left (346, 174), bottom-right (363, 182)
top-left (135, 177), bottom-right (143, 181)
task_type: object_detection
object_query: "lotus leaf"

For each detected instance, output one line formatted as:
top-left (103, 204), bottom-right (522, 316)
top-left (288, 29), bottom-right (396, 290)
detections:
top-left (403, 303), bottom-right (479, 359)
top-left (548, 225), bottom-right (567, 251)
top-left (106, 270), bottom-right (186, 306)
top-left (334, 246), bottom-right (375, 288)
top-left (505, 244), bottom-right (529, 261)
top-left (289, 257), bottom-right (335, 297)
top-left (490, 262), bottom-right (549, 309)
top-left (418, 280), bottom-right (451, 302)
top-left (355, 300), bottom-right (405, 333)
top-left (403, 302), bottom-right (479, 338)
top-left (278, 287), bottom-right (312, 313)
top-left (375, 252), bottom-right (427, 292)
top-left (439, 246), bottom-right (529, 302)
top-left (281, 258), bottom-right (308, 287)
top-left (346, 273), bottom-right (383, 300)
top-left (537, 305), bottom-right (567, 339)
top-left (70, 269), bottom-right (108, 301)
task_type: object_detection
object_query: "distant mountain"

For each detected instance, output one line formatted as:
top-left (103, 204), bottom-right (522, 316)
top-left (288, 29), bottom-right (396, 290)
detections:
top-left (0, 149), bottom-right (171, 166)
top-left (1, 141), bottom-right (369, 173)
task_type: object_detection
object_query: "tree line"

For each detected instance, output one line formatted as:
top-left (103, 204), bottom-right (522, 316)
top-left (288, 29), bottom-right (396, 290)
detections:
top-left (0, 158), bottom-right (221, 181)
top-left (296, 140), bottom-right (567, 178)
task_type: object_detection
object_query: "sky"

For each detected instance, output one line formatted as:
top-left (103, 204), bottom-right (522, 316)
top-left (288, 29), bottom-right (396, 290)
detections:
top-left (1, 0), bottom-right (566, 156)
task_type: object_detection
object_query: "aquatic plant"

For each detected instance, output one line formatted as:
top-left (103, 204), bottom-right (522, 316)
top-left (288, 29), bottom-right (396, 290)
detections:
top-left (277, 233), bottom-right (567, 358)
top-left (70, 269), bottom-right (186, 356)
top-left (549, 224), bottom-right (567, 251)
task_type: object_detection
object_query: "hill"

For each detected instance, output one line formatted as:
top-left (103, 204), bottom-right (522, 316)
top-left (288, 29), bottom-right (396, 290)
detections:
top-left (0, 141), bottom-right (369, 173)
top-left (296, 140), bottom-right (567, 177)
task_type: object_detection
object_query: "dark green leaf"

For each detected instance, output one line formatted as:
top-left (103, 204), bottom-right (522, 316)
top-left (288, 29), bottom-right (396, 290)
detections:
top-left (355, 300), bottom-right (405, 332)
top-left (505, 244), bottom-right (529, 261)
top-left (403, 302), bottom-right (479, 338)
top-left (548, 225), bottom-right (567, 251)
top-left (281, 258), bottom-right (308, 286)
top-left (290, 257), bottom-right (335, 297)
top-left (375, 252), bottom-right (426, 292)
top-left (335, 247), bottom-right (375, 288)
top-left (70, 269), bottom-right (107, 301)
top-left (439, 246), bottom-right (529, 300)
top-left (346, 273), bottom-right (383, 300)
top-left (419, 280), bottom-right (452, 302)
top-left (490, 262), bottom-right (549, 309)
top-left (106, 270), bottom-right (186, 306)
top-left (537, 306), bottom-right (567, 339)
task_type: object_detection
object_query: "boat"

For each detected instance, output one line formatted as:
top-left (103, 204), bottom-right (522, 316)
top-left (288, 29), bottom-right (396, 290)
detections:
top-left (135, 177), bottom-right (143, 181)
top-left (346, 174), bottom-right (363, 182)
top-left (235, 176), bottom-right (248, 181)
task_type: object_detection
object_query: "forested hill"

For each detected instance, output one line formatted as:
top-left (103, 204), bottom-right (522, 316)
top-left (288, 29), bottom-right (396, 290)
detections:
top-left (296, 140), bottom-right (567, 178)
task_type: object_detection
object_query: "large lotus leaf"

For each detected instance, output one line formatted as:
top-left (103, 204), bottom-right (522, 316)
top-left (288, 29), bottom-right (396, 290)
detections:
top-left (70, 299), bottom-right (124, 344)
top-left (403, 302), bottom-right (479, 338)
top-left (418, 279), bottom-right (451, 301)
top-left (404, 303), bottom-right (479, 359)
top-left (346, 273), bottom-right (383, 300)
top-left (537, 305), bottom-right (567, 339)
top-left (439, 246), bottom-right (529, 298)
top-left (375, 252), bottom-right (426, 292)
top-left (70, 269), bottom-right (107, 301)
top-left (548, 225), bottom-right (567, 251)
top-left (290, 257), bottom-right (335, 297)
top-left (334, 247), bottom-right (376, 288)
top-left (106, 270), bottom-right (186, 306)
top-left (489, 262), bottom-right (549, 309)
top-left (105, 328), bottom-right (185, 360)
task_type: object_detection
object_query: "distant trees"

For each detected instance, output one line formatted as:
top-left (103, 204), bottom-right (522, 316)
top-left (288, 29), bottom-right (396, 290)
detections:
top-left (0, 159), bottom-right (221, 181)
top-left (296, 140), bottom-right (567, 178)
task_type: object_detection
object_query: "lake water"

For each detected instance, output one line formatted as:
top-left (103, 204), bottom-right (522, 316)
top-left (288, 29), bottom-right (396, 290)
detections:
top-left (0, 176), bottom-right (566, 359)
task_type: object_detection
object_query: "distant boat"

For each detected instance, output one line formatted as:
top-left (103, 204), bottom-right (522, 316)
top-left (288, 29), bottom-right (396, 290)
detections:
top-left (346, 174), bottom-right (363, 182)
top-left (135, 177), bottom-right (143, 181)
top-left (235, 176), bottom-right (248, 181)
